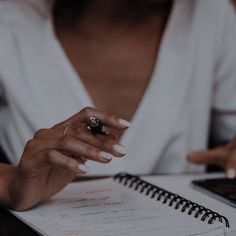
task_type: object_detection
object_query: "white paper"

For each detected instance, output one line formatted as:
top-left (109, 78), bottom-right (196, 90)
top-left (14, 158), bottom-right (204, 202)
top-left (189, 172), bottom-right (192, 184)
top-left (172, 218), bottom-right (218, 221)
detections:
top-left (11, 177), bottom-right (226, 236)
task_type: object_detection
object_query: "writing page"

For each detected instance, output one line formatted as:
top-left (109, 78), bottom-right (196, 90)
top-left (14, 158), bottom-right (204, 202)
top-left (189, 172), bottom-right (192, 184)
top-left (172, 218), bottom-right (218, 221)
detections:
top-left (144, 174), bottom-right (236, 234)
top-left (11, 178), bottom-right (225, 236)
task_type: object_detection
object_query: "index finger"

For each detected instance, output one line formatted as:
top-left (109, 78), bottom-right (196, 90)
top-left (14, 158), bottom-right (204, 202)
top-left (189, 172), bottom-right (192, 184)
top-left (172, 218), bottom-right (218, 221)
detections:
top-left (187, 147), bottom-right (228, 167)
top-left (54, 107), bottom-right (131, 130)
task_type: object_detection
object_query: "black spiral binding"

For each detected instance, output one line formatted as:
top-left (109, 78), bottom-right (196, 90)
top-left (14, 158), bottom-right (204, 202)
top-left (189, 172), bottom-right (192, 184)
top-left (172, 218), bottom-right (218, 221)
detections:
top-left (114, 173), bottom-right (230, 228)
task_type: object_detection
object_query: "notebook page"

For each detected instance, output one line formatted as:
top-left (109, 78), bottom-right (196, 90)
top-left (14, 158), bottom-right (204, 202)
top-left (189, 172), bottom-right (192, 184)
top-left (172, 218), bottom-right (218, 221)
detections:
top-left (11, 178), bottom-right (224, 236)
top-left (144, 174), bottom-right (236, 235)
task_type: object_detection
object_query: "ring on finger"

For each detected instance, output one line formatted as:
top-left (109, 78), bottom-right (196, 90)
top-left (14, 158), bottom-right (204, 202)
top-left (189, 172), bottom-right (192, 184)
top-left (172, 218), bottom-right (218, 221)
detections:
top-left (63, 125), bottom-right (72, 136)
top-left (86, 116), bottom-right (107, 135)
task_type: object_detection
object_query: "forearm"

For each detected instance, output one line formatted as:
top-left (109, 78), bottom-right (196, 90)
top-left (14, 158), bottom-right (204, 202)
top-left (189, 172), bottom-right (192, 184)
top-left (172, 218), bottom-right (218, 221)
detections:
top-left (0, 163), bottom-right (17, 209)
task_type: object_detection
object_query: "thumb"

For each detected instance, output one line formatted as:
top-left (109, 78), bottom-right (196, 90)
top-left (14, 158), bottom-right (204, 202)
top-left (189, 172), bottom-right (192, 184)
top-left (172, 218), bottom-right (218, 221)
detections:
top-left (187, 147), bottom-right (228, 167)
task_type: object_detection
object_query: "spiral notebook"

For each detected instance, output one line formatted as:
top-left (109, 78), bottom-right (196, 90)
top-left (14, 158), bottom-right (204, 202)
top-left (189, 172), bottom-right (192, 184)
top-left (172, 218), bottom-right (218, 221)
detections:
top-left (10, 173), bottom-right (235, 236)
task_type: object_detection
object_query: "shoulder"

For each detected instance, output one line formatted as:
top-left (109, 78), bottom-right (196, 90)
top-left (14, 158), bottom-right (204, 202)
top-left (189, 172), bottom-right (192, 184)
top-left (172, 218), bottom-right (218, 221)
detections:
top-left (0, 0), bottom-right (51, 48)
top-left (188, 0), bottom-right (233, 12)
top-left (174, 0), bottom-right (235, 41)
top-left (184, 0), bottom-right (236, 55)
top-left (189, 0), bottom-right (235, 22)
top-left (0, 0), bottom-right (51, 25)
top-left (0, 1), bottom-right (51, 78)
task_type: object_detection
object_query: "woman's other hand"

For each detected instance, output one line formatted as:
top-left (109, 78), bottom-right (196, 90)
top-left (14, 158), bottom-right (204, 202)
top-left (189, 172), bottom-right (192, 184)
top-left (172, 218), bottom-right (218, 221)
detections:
top-left (8, 107), bottom-right (130, 210)
top-left (187, 136), bottom-right (236, 179)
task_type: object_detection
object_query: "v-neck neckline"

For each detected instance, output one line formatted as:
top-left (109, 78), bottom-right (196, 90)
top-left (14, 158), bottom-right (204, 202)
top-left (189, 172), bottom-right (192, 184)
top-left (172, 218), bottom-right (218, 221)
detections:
top-left (47, 0), bottom-right (176, 145)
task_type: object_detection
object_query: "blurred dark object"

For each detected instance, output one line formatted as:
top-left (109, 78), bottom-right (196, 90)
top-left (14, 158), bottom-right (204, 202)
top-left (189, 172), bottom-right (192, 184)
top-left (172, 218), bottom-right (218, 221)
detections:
top-left (192, 178), bottom-right (236, 208)
top-left (0, 146), bottom-right (9, 164)
top-left (206, 165), bottom-right (223, 173)
top-left (207, 126), bottom-right (224, 173)
top-left (0, 208), bottom-right (39, 236)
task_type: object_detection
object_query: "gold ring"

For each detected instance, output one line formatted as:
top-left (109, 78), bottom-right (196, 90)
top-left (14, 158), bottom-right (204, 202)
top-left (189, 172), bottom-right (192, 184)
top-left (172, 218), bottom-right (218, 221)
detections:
top-left (63, 125), bottom-right (72, 136)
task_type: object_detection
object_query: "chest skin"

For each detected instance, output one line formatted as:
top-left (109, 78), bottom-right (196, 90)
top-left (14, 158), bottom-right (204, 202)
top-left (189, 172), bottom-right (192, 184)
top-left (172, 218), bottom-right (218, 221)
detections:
top-left (54, 4), bottom-right (171, 138)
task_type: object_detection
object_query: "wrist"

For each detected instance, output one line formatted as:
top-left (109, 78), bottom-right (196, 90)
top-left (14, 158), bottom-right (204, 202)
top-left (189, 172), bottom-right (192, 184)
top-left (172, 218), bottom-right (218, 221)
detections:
top-left (8, 168), bottom-right (41, 211)
top-left (0, 164), bottom-right (18, 209)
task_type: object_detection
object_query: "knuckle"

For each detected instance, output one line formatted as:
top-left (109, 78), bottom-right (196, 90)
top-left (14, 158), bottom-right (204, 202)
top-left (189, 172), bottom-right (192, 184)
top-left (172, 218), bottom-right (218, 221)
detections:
top-left (106, 134), bottom-right (117, 141)
top-left (85, 146), bottom-right (98, 159)
top-left (47, 150), bottom-right (57, 160)
top-left (46, 150), bottom-right (57, 164)
top-left (107, 114), bottom-right (118, 123)
top-left (25, 139), bottom-right (36, 150)
top-left (60, 136), bottom-right (72, 149)
top-left (75, 125), bottom-right (83, 136)
top-left (109, 114), bottom-right (117, 121)
top-left (81, 107), bottom-right (93, 117)
top-left (101, 139), bottom-right (114, 151)
top-left (64, 157), bottom-right (75, 168)
top-left (33, 128), bottom-right (48, 138)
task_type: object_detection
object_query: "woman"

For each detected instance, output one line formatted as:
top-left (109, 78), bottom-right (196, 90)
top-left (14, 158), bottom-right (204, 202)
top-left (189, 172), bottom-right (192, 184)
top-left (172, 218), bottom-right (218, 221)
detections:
top-left (0, 0), bottom-right (236, 210)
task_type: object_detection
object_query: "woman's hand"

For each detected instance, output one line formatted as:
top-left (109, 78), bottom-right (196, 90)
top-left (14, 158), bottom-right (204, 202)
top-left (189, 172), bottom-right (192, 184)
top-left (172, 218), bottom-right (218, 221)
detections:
top-left (8, 107), bottom-right (130, 211)
top-left (187, 136), bottom-right (236, 179)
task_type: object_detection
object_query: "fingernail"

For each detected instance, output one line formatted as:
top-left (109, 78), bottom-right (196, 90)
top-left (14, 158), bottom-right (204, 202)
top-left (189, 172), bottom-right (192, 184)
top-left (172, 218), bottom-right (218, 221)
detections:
top-left (78, 164), bottom-right (90, 173)
top-left (113, 144), bottom-right (127, 155)
top-left (226, 169), bottom-right (236, 179)
top-left (99, 152), bottom-right (113, 161)
top-left (118, 119), bottom-right (131, 128)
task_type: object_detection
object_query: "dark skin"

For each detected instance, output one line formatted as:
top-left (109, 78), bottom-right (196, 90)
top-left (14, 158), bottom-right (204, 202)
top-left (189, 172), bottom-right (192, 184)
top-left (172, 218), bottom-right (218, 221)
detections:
top-left (0, 0), bottom-right (236, 211)
top-left (54, 0), bottom-right (172, 138)
top-left (233, 0), bottom-right (236, 8)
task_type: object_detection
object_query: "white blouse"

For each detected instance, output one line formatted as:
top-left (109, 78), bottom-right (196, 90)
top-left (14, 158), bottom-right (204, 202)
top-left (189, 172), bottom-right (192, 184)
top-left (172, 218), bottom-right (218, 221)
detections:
top-left (0, 0), bottom-right (236, 175)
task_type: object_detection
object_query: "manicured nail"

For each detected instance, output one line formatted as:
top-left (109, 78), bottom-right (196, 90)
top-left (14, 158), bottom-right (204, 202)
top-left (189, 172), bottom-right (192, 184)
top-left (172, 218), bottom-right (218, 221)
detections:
top-left (113, 144), bottom-right (127, 155)
top-left (99, 152), bottom-right (113, 161)
top-left (78, 164), bottom-right (90, 173)
top-left (118, 119), bottom-right (131, 127)
top-left (226, 169), bottom-right (236, 179)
